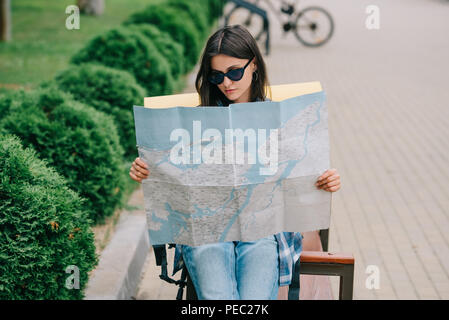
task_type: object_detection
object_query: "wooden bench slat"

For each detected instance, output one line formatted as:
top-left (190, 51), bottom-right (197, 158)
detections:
top-left (300, 251), bottom-right (354, 265)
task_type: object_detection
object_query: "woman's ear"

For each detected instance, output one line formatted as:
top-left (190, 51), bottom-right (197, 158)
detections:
top-left (252, 57), bottom-right (258, 71)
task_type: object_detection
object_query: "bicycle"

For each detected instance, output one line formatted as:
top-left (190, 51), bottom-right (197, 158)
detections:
top-left (223, 0), bottom-right (334, 51)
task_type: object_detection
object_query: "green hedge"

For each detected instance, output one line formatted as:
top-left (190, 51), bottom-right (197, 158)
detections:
top-left (0, 86), bottom-right (126, 225)
top-left (124, 5), bottom-right (202, 72)
top-left (207, 0), bottom-right (225, 23)
top-left (0, 90), bottom-right (26, 121)
top-left (48, 63), bottom-right (146, 160)
top-left (71, 26), bottom-right (174, 97)
top-left (166, 0), bottom-right (209, 40)
top-left (0, 134), bottom-right (98, 299)
top-left (127, 24), bottom-right (185, 81)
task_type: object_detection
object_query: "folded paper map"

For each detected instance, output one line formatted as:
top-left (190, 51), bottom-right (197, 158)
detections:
top-left (134, 89), bottom-right (331, 246)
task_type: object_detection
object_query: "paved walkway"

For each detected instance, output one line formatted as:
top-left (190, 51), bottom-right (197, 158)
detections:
top-left (135, 0), bottom-right (449, 300)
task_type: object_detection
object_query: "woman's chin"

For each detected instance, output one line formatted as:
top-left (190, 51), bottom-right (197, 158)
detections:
top-left (224, 90), bottom-right (239, 100)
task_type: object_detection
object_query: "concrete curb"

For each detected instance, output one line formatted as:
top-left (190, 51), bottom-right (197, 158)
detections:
top-left (84, 213), bottom-right (150, 300)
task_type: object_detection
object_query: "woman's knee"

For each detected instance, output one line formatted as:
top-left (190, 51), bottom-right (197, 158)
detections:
top-left (235, 235), bottom-right (279, 299)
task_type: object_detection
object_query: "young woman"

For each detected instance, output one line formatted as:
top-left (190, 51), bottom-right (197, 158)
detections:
top-left (129, 25), bottom-right (341, 300)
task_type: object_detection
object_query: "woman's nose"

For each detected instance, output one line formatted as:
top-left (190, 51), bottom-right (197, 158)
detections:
top-left (222, 76), bottom-right (233, 87)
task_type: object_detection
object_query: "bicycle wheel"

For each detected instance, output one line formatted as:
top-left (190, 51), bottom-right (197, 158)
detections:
top-left (224, 5), bottom-right (265, 42)
top-left (293, 6), bottom-right (334, 47)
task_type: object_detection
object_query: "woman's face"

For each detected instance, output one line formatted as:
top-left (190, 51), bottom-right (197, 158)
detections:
top-left (210, 54), bottom-right (257, 104)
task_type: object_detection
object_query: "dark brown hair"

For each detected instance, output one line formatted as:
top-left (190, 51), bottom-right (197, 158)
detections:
top-left (195, 25), bottom-right (271, 106)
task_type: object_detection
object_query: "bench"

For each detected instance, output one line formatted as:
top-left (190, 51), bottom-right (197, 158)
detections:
top-left (144, 81), bottom-right (355, 300)
top-left (289, 230), bottom-right (354, 300)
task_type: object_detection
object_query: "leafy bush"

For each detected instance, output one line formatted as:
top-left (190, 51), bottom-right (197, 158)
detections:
top-left (0, 134), bottom-right (98, 299)
top-left (127, 24), bottom-right (185, 80)
top-left (166, 0), bottom-right (210, 40)
top-left (195, 0), bottom-right (224, 24)
top-left (71, 26), bottom-right (174, 97)
top-left (208, 0), bottom-right (225, 22)
top-left (0, 86), bottom-right (126, 225)
top-left (48, 63), bottom-right (146, 160)
top-left (124, 5), bottom-right (201, 71)
top-left (0, 90), bottom-right (26, 121)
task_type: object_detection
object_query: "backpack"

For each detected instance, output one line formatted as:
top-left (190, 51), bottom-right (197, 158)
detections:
top-left (152, 244), bottom-right (187, 300)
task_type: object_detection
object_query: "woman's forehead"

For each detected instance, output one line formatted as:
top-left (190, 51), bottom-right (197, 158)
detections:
top-left (211, 54), bottom-right (248, 72)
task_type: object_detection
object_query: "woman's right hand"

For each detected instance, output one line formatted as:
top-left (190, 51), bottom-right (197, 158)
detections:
top-left (129, 157), bottom-right (150, 183)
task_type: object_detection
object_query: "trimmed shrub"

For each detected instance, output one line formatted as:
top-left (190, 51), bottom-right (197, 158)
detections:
top-left (127, 24), bottom-right (185, 80)
top-left (0, 134), bottom-right (98, 299)
top-left (166, 0), bottom-right (210, 40)
top-left (124, 5), bottom-right (201, 72)
top-left (47, 63), bottom-right (146, 160)
top-left (71, 26), bottom-right (174, 97)
top-left (0, 90), bottom-right (26, 121)
top-left (0, 92), bottom-right (12, 119)
top-left (209, 0), bottom-right (225, 22)
top-left (0, 86), bottom-right (126, 225)
top-left (196, 0), bottom-right (224, 24)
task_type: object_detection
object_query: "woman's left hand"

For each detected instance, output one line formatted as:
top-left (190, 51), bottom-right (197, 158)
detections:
top-left (315, 168), bottom-right (341, 192)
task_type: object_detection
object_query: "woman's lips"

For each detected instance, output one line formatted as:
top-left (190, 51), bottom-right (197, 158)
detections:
top-left (225, 89), bottom-right (236, 93)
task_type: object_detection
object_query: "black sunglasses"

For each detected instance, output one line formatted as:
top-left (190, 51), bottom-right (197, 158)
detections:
top-left (208, 57), bottom-right (254, 85)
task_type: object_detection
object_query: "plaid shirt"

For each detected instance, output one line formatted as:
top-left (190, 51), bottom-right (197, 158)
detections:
top-left (172, 232), bottom-right (303, 286)
top-left (171, 97), bottom-right (303, 286)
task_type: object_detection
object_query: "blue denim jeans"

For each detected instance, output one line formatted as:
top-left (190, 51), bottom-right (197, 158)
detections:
top-left (181, 235), bottom-right (279, 300)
